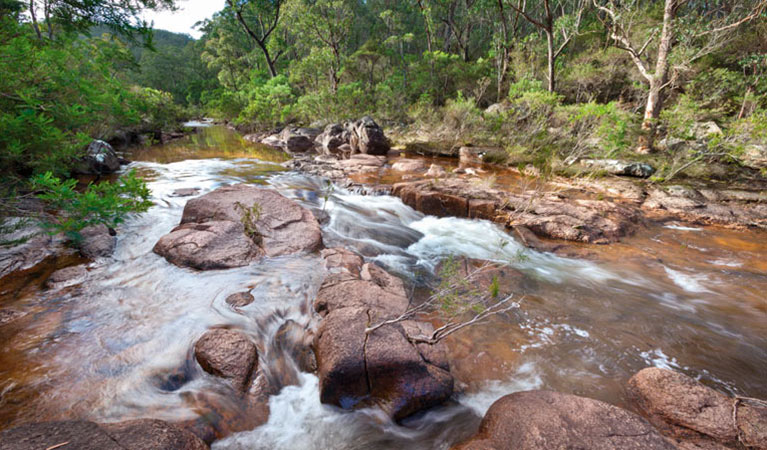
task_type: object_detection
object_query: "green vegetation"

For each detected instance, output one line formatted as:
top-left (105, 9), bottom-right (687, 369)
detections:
top-left (31, 170), bottom-right (152, 244)
top-left (234, 201), bottom-right (263, 244)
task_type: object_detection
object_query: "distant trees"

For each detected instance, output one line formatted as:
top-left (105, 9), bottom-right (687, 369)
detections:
top-left (225, 0), bottom-right (285, 77)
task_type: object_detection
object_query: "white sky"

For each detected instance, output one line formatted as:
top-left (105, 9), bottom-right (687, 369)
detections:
top-left (142, 0), bottom-right (226, 38)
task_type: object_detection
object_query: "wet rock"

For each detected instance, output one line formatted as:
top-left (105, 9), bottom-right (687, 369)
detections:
top-left (195, 328), bottom-right (258, 392)
top-left (426, 164), bottom-right (447, 178)
top-left (73, 140), bottom-right (122, 175)
top-left (260, 127), bottom-right (321, 153)
top-left (273, 319), bottom-right (317, 376)
top-left (393, 179), bottom-right (640, 244)
top-left (454, 390), bottom-right (674, 450)
top-left (626, 367), bottom-right (767, 448)
top-left (643, 187), bottom-right (767, 230)
top-left (46, 264), bottom-right (87, 288)
top-left (100, 419), bottom-right (208, 450)
top-left (579, 159), bottom-right (656, 178)
top-left (226, 291), bottom-right (255, 308)
top-left (154, 221), bottom-right (261, 270)
top-left (0, 219), bottom-right (61, 279)
top-left (391, 159), bottom-right (427, 172)
top-left (349, 116), bottom-right (390, 156)
top-left (314, 248), bottom-right (453, 420)
top-left (179, 184), bottom-right (322, 258)
top-left (0, 419), bottom-right (207, 450)
top-left (79, 224), bottom-right (117, 259)
top-left (172, 188), bottom-right (200, 197)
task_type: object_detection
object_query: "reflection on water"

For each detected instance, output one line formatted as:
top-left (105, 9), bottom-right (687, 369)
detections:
top-left (0, 126), bottom-right (765, 449)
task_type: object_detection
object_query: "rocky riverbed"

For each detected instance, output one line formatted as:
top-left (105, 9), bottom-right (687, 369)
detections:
top-left (1, 124), bottom-right (765, 449)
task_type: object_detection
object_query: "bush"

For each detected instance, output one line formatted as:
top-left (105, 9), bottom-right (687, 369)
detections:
top-left (30, 170), bottom-right (152, 244)
top-left (561, 101), bottom-right (637, 156)
top-left (237, 74), bottom-right (296, 127)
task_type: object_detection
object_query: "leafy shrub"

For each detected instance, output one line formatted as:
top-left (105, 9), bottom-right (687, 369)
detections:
top-left (562, 101), bottom-right (637, 156)
top-left (30, 170), bottom-right (152, 244)
top-left (238, 74), bottom-right (296, 127)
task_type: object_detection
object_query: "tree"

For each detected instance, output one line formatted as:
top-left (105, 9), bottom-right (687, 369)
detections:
top-left (507, 0), bottom-right (586, 93)
top-left (595, 0), bottom-right (767, 150)
top-left (225, 0), bottom-right (285, 78)
top-left (300, 0), bottom-right (353, 94)
top-left (492, 0), bottom-right (525, 101)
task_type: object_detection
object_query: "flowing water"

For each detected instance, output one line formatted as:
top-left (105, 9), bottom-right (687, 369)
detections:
top-left (1, 125), bottom-right (765, 449)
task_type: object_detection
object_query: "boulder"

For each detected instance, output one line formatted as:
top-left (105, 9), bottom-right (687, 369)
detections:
top-left (426, 164), bottom-right (448, 178)
top-left (179, 184), bottom-right (322, 258)
top-left (0, 420), bottom-right (207, 450)
top-left (79, 224), bottom-right (116, 259)
top-left (454, 390), bottom-right (674, 450)
top-left (154, 221), bottom-right (262, 270)
top-left (0, 219), bottom-right (60, 280)
top-left (313, 249), bottom-right (453, 420)
top-left (154, 184), bottom-right (322, 270)
top-left (579, 159), bottom-right (656, 178)
top-left (74, 140), bottom-right (122, 175)
top-left (46, 264), bottom-right (87, 289)
top-left (692, 121), bottom-right (723, 140)
top-left (225, 291), bottom-right (255, 308)
top-left (194, 328), bottom-right (258, 392)
top-left (742, 144), bottom-right (767, 170)
top-left (391, 159), bottom-right (427, 172)
top-left (316, 123), bottom-right (351, 154)
top-left (349, 116), bottom-right (390, 156)
top-left (627, 367), bottom-right (767, 448)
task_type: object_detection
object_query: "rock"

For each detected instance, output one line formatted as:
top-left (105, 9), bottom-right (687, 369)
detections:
top-left (172, 188), bottom-right (200, 197)
top-left (259, 127), bottom-right (321, 153)
top-left (100, 419), bottom-right (208, 450)
top-left (226, 291), bottom-right (255, 308)
top-left (391, 159), bottom-right (427, 172)
top-left (658, 136), bottom-right (688, 152)
top-left (455, 390), bottom-right (674, 450)
top-left (313, 249), bottom-right (453, 420)
top-left (485, 102), bottom-right (511, 115)
top-left (692, 121), bottom-right (723, 140)
top-left (46, 265), bottom-right (87, 288)
top-left (0, 420), bottom-right (206, 450)
top-left (273, 319), bottom-right (317, 376)
top-left (316, 123), bottom-right (351, 154)
top-left (0, 219), bottom-right (60, 280)
top-left (643, 187), bottom-right (767, 230)
top-left (426, 164), bottom-right (447, 177)
top-left (73, 140), bottom-right (122, 175)
top-left (0, 308), bottom-right (26, 326)
top-left (742, 144), bottom-right (767, 169)
top-left (179, 184), bottom-right (322, 258)
top-left (349, 116), bottom-right (390, 156)
top-left (154, 221), bottom-right (262, 270)
top-left (579, 159), bottom-right (656, 178)
top-left (154, 184), bottom-right (322, 270)
top-left (79, 224), bottom-right (116, 258)
top-left (626, 367), bottom-right (762, 448)
top-left (459, 147), bottom-right (484, 165)
top-left (195, 328), bottom-right (258, 392)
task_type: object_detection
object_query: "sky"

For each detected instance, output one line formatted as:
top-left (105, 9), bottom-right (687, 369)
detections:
top-left (142, 0), bottom-right (226, 38)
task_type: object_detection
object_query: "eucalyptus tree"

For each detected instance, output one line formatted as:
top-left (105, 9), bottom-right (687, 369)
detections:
top-left (594, 0), bottom-right (767, 150)
top-left (297, 0), bottom-right (354, 94)
top-left (225, 0), bottom-right (285, 77)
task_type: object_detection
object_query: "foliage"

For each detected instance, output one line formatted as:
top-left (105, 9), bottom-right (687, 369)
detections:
top-left (234, 201), bottom-right (263, 244)
top-left (30, 170), bottom-right (152, 244)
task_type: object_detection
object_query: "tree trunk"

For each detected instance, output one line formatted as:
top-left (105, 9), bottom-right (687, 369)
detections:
top-left (642, 0), bottom-right (675, 129)
top-left (546, 29), bottom-right (555, 92)
top-left (29, 0), bottom-right (43, 40)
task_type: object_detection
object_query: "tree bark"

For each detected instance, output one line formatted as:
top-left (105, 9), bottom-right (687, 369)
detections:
top-left (642, 0), bottom-right (675, 129)
top-left (546, 29), bottom-right (555, 93)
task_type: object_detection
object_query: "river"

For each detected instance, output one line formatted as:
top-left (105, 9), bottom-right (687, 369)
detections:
top-left (0, 125), bottom-right (765, 449)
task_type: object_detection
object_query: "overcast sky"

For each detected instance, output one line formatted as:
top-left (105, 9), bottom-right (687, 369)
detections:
top-left (142, 0), bottom-right (226, 38)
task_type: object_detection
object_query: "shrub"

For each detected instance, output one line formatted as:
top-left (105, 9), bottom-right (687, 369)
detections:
top-left (561, 101), bottom-right (637, 156)
top-left (238, 74), bottom-right (296, 127)
top-left (30, 170), bottom-right (152, 244)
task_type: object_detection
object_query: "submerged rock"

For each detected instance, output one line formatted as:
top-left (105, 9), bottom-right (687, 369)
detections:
top-left (194, 328), bottom-right (258, 392)
top-left (454, 390), bottom-right (674, 450)
top-left (0, 419), bottom-right (207, 450)
top-left (225, 291), bottom-right (255, 308)
top-left (46, 264), bottom-right (88, 289)
top-left (628, 367), bottom-right (767, 449)
top-left (154, 184), bottom-right (322, 270)
top-left (313, 248), bottom-right (453, 420)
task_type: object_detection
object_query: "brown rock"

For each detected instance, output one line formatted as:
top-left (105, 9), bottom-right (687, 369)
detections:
top-left (46, 264), bottom-right (88, 288)
top-left (391, 159), bottom-right (427, 172)
top-left (627, 368), bottom-right (738, 446)
top-left (454, 390), bottom-right (674, 450)
top-left (179, 184), bottom-right (322, 258)
top-left (349, 117), bottom-right (390, 155)
top-left (226, 291), bottom-right (255, 308)
top-left (737, 399), bottom-right (767, 449)
top-left (321, 248), bottom-right (363, 275)
top-left (154, 221), bottom-right (262, 270)
top-left (426, 164), bottom-right (447, 178)
top-left (80, 224), bottom-right (116, 259)
top-left (0, 420), bottom-right (207, 450)
top-left (100, 419), bottom-right (208, 450)
top-left (194, 328), bottom-right (258, 392)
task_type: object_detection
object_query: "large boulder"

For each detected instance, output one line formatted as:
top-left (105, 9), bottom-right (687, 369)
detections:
top-left (261, 127), bottom-right (321, 153)
top-left (627, 367), bottom-right (767, 449)
top-left (316, 123), bottom-right (351, 155)
top-left (454, 390), bottom-right (674, 450)
top-left (74, 140), bottom-right (122, 175)
top-left (0, 419), bottom-right (207, 450)
top-left (154, 184), bottom-right (322, 270)
top-left (154, 221), bottom-right (261, 270)
top-left (349, 116), bottom-right (390, 156)
top-left (194, 328), bottom-right (258, 392)
top-left (313, 248), bottom-right (453, 420)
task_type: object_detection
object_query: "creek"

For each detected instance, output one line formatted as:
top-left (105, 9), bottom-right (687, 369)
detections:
top-left (0, 125), bottom-right (765, 449)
